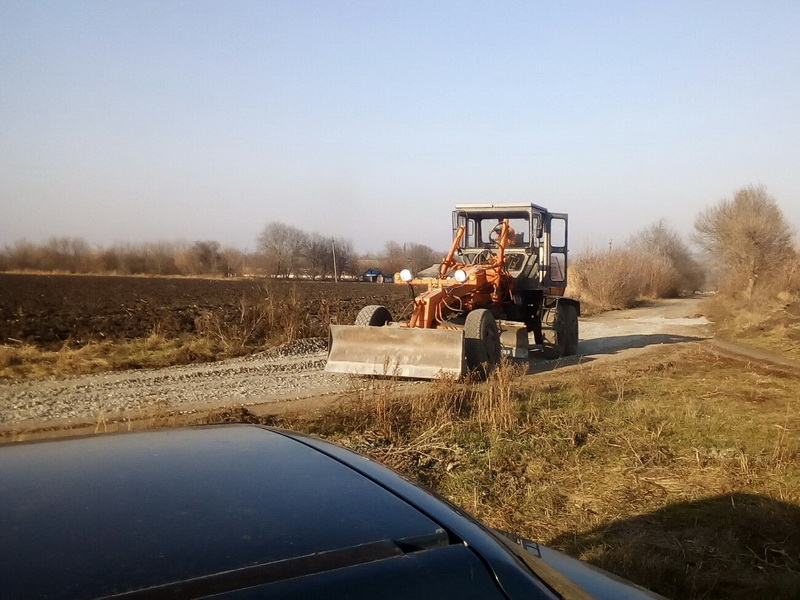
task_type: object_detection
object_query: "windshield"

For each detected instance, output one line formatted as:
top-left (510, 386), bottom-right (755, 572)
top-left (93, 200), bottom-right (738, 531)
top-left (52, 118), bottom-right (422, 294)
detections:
top-left (455, 213), bottom-right (535, 249)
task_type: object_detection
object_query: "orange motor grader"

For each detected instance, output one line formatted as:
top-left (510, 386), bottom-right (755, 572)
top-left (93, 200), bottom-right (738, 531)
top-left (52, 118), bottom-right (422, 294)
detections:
top-left (326, 203), bottom-right (580, 379)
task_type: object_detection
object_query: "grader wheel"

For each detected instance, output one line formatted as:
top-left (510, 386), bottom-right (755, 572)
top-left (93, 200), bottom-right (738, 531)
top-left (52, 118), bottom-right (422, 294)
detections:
top-left (355, 305), bottom-right (393, 327)
top-left (542, 302), bottom-right (578, 359)
top-left (464, 309), bottom-right (501, 379)
top-left (328, 305), bottom-right (393, 355)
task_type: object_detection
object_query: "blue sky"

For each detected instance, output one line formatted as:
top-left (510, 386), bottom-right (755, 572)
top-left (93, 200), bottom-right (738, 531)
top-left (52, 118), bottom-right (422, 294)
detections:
top-left (2, 1), bottom-right (799, 253)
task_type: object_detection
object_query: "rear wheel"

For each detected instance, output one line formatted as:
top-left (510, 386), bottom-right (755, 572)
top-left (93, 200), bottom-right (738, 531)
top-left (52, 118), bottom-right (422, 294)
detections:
top-left (355, 305), bottom-right (393, 327)
top-left (464, 309), bottom-right (501, 379)
top-left (542, 302), bottom-right (578, 359)
top-left (563, 304), bottom-right (579, 356)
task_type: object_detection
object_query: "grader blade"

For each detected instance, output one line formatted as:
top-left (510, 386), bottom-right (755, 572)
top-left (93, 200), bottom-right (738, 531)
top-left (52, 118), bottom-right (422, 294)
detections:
top-left (326, 325), bottom-right (466, 379)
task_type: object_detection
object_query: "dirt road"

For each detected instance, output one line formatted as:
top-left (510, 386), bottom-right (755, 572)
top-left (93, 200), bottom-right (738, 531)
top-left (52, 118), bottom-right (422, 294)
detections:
top-left (528, 297), bottom-right (709, 372)
top-left (0, 298), bottom-right (711, 436)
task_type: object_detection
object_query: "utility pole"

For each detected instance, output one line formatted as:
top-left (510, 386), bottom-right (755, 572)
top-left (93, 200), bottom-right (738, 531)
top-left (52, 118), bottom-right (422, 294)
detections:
top-left (331, 237), bottom-right (338, 283)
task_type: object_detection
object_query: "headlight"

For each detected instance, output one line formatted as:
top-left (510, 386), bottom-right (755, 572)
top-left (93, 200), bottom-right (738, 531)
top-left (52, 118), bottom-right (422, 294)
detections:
top-left (454, 269), bottom-right (468, 283)
top-left (399, 269), bottom-right (413, 282)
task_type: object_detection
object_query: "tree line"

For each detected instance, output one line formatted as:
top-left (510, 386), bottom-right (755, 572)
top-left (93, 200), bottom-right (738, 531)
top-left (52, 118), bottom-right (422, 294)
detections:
top-left (5, 185), bottom-right (792, 290)
top-left (0, 222), bottom-right (444, 279)
top-left (0, 238), bottom-right (250, 277)
top-left (254, 222), bottom-right (441, 278)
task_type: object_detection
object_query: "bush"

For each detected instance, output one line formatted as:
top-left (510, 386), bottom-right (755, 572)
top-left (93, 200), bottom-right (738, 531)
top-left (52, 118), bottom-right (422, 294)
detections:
top-left (695, 185), bottom-right (795, 298)
top-left (569, 222), bottom-right (704, 311)
top-left (569, 249), bottom-right (646, 310)
top-left (636, 252), bottom-right (681, 299)
top-left (786, 249), bottom-right (800, 295)
top-left (630, 221), bottom-right (704, 296)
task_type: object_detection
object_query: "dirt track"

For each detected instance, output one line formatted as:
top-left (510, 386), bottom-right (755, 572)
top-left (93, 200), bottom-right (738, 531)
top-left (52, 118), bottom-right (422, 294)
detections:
top-left (527, 297), bottom-right (710, 373)
top-left (0, 297), bottom-right (718, 438)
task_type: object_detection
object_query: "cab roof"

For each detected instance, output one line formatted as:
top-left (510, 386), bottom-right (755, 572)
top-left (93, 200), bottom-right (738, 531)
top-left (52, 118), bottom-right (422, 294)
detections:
top-left (453, 202), bottom-right (548, 213)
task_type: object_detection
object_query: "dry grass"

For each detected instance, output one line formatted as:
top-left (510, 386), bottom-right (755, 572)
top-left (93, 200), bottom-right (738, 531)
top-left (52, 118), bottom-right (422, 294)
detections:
top-left (568, 249), bottom-right (646, 311)
top-left (569, 247), bottom-right (701, 313)
top-left (704, 291), bottom-right (800, 360)
top-left (0, 335), bottom-right (218, 380)
top-left (9, 337), bottom-right (797, 598)
top-left (570, 249), bottom-right (691, 313)
top-left (263, 347), bottom-right (800, 599)
top-left (700, 246), bottom-right (800, 360)
top-left (0, 284), bottom-right (332, 380)
top-left (194, 286), bottom-right (317, 355)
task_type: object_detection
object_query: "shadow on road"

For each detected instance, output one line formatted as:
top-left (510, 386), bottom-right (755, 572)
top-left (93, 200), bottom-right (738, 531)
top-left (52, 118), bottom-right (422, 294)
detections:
top-left (525, 333), bottom-right (705, 374)
top-left (578, 333), bottom-right (706, 355)
top-left (547, 493), bottom-right (800, 599)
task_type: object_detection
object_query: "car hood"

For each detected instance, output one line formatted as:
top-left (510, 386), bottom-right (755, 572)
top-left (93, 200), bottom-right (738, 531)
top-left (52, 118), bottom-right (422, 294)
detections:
top-left (0, 427), bottom-right (452, 598)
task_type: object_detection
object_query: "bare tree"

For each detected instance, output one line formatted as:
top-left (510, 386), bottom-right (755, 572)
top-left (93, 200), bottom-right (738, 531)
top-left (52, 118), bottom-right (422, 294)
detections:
top-left (97, 246), bottom-right (121, 273)
top-left (173, 241), bottom-right (223, 275)
top-left (140, 241), bottom-right (179, 275)
top-left (0, 227), bottom-right (354, 278)
top-left (257, 222), bottom-right (308, 277)
top-left (0, 238), bottom-right (233, 276)
top-left (220, 247), bottom-right (246, 277)
top-left (629, 220), bottom-right (703, 296)
top-left (192, 241), bottom-right (223, 274)
top-left (380, 241), bottom-right (406, 276)
top-left (695, 185), bottom-right (795, 298)
top-left (36, 237), bottom-right (93, 272)
top-left (379, 241), bottom-right (440, 276)
top-left (112, 242), bottom-right (150, 274)
top-left (305, 233), bottom-right (333, 278)
top-left (332, 237), bottom-right (357, 276)
top-left (406, 243), bottom-right (439, 274)
top-left (298, 233), bottom-right (357, 279)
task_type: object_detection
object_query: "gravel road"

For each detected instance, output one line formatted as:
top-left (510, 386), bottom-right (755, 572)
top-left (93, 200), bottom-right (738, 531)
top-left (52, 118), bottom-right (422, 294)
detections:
top-left (0, 338), bottom-right (349, 429)
top-left (0, 298), bottom-right (711, 432)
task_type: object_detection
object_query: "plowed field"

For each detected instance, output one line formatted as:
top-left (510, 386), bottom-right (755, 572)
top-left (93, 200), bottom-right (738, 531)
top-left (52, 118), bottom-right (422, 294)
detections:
top-left (0, 274), bottom-right (414, 350)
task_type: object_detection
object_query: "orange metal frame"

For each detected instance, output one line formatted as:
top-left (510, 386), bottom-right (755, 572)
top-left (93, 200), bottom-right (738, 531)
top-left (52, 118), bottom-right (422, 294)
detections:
top-left (403, 220), bottom-right (516, 329)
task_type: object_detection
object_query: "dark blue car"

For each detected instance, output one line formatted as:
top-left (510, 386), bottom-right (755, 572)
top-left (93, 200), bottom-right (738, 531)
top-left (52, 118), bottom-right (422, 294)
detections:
top-left (0, 426), bottom-right (664, 599)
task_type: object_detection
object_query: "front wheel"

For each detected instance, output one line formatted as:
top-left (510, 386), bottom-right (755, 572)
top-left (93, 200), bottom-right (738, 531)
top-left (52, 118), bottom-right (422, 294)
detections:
top-left (355, 305), bottom-right (393, 327)
top-left (464, 309), bottom-right (501, 379)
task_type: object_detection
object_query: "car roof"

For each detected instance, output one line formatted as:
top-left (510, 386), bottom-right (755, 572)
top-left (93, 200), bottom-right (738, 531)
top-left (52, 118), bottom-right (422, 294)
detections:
top-left (0, 426), bottom-right (518, 599)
